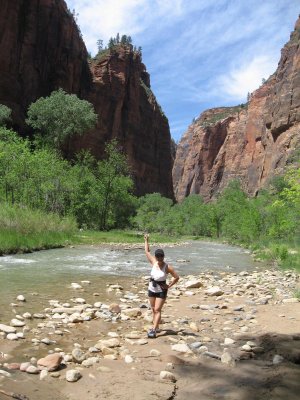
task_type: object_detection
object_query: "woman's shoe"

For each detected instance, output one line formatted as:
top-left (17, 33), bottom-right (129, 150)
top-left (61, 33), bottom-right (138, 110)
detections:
top-left (147, 328), bottom-right (156, 338)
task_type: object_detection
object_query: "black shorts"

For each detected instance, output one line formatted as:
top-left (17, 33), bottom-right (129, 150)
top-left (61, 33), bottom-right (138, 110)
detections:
top-left (148, 289), bottom-right (168, 299)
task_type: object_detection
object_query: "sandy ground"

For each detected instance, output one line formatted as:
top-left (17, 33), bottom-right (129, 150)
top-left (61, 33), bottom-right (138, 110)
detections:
top-left (0, 270), bottom-right (300, 400)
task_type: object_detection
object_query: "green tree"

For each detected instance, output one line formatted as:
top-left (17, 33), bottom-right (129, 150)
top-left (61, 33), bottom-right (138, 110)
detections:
top-left (26, 89), bottom-right (97, 149)
top-left (0, 104), bottom-right (12, 127)
top-left (133, 193), bottom-right (173, 233)
top-left (96, 140), bottom-right (136, 230)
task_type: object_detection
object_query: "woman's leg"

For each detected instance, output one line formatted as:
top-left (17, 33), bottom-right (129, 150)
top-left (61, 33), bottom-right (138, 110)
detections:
top-left (148, 295), bottom-right (156, 324)
top-left (152, 297), bottom-right (166, 330)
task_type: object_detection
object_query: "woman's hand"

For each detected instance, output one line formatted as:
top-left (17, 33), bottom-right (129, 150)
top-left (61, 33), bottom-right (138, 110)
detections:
top-left (144, 233), bottom-right (149, 241)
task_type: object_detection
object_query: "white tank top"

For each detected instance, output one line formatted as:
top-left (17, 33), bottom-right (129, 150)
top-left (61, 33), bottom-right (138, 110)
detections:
top-left (148, 262), bottom-right (168, 293)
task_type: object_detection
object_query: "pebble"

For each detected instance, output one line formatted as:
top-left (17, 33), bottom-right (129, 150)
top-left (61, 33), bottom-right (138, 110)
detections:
top-left (10, 319), bottom-right (25, 327)
top-left (150, 349), bottom-right (161, 357)
top-left (273, 355), bottom-right (284, 365)
top-left (17, 295), bottom-right (26, 302)
top-left (72, 348), bottom-right (86, 363)
top-left (70, 283), bottom-right (82, 289)
top-left (0, 324), bottom-right (17, 334)
top-left (160, 370), bottom-right (177, 382)
top-left (224, 338), bottom-right (235, 345)
top-left (26, 365), bottom-right (39, 374)
top-left (6, 333), bottom-right (19, 341)
top-left (171, 343), bottom-right (192, 354)
top-left (40, 369), bottom-right (48, 380)
top-left (66, 369), bottom-right (82, 382)
top-left (221, 349), bottom-right (236, 367)
top-left (0, 369), bottom-right (12, 378)
top-left (124, 355), bottom-right (134, 363)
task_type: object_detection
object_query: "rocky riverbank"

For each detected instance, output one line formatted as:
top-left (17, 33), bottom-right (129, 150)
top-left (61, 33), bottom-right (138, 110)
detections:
top-left (0, 268), bottom-right (299, 400)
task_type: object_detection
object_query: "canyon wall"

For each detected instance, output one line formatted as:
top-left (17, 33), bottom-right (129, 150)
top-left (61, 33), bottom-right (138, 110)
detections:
top-left (0, 0), bottom-right (173, 198)
top-left (173, 17), bottom-right (300, 201)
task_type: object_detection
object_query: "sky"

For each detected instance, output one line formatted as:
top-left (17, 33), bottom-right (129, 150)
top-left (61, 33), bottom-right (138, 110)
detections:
top-left (65, 0), bottom-right (299, 142)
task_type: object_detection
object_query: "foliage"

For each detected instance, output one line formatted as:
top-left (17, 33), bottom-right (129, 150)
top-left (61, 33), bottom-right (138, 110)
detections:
top-left (0, 128), bottom-right (136, 230)
top-left (0, 104), bottom-right (12, 127)
top-left (26, 89), bottom-right (97, 149)
top-left (69, 141), bottom-right (137, 230)
top-left (200, 105), bottom-right (247, 128)
top-left (0, 202), bottom-right (76, 254)
top-left (95, 34), bottom-right (142, 60)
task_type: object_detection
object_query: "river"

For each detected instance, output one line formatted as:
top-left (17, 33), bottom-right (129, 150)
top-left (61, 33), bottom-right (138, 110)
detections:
top-left (0, 241), bottom-right (258, 321)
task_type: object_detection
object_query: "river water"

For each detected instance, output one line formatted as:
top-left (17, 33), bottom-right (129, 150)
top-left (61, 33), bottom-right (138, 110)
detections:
top-left (0, 241), bottom-right (258, 321)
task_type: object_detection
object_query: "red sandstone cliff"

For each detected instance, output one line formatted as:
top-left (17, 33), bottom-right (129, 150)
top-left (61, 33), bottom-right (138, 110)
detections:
top-left (173, 17), bottom-right (300, 202)
top-left (0, 0), bottom-right (173, 198)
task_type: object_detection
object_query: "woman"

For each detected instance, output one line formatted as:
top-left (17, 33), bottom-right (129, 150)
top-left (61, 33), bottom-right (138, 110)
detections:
top-left (144, 234), bottom-right (179, 338)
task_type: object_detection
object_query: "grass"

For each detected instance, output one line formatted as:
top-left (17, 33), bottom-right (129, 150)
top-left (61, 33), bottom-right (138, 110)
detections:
top-left (74, 230), bottom-right (181, 245)
top-left (250, 240), bottom-right (300, 272)
top-left (0, 203), bottom-right (77, 255)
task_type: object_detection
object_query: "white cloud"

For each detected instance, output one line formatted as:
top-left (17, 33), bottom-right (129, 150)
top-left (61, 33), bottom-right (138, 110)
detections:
top-left (67, 0), bottom-right (187, 54)
top-left (217, 55), bottom-right (277, 101)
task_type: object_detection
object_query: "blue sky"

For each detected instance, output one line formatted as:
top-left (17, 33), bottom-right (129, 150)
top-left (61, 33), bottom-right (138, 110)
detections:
top-left (65, 0), bottom-right (299, 142)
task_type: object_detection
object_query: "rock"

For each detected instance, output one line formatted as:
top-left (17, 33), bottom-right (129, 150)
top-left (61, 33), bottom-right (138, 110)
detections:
top-left (71, 283), bottom-right (82, 289)
top-left (41, 338), bottom-right (53, 345)
top-left (224, 338), bottom-right (235, 345)
top-left (125, 331), bottom-right (142, 339)
top-left (5, 363), bottom-right (20, 370)
top-left (171, 343), bottom-right (192, 354)
top-left (108, 284), bottom-right (123, 290)
top-left (22, 312), bottom-right (32, 319)
top-left (26, 365), bottom-right (39, 374)
top-left (221, 350), bottom-right (236, 367)
top-left (72, 348), bottom-right (86, 363)
top-left (160, 370), bottom-right (177, 382)
top-left (66, 369), bottom-right (82, 382)
top-left (185, 280), bottom-right (203, 289)
top-left (121, 308), bottom-right (142, 318)
top-left (205, 287), bottom-right (224, 296)
top-left (17, 295), bottom-right (26, 302)
top-left (37, 353), bottom-right (63, 371)
top-left (124, 355), bottom-right (134, 363)
top-left (150, 349), bottom-right (161, 357)
top-left (0, 369), bottom-right (12, 378)
top-left (233, 305), bottom-right (244, 311)
top-left (252, 346), bottom-right (264, 354)
top-left (273, 355), bottom-right (284, 365)
top-left (6, 333), bottom-right (19, 340)
top-left (107, 332), bottom-right (119, 338)
top-left (172, 21), bottom-right (300, 203)
top-left (165, 363), bottom-right (175, 371)
top-left (97, 366), bottom-right (112, 372)
top-left (95, 338), bottom-right (120, 349)
top-left (282, 298), bottom-right (299, 303)
top-left (82, 357), bottom-right (99, 367)
top-left (0, 324), bottom-right (16, 334)
top-left (241, 344), bottom-right (252, 352)
top-left (33, 313), bottom-right (46, 319)
top-left (74, 298), bottom-right (86, 304)
top-left (189, 322), bottom-right (199, 332)
top-left (20, 362), bottom-right (31, 371)
top-left (10, 319), bottom-right (25, 327)
top-left (40, 369), bottom-right (48, 380)
top-left (136, 339), bottom-right (148, 345)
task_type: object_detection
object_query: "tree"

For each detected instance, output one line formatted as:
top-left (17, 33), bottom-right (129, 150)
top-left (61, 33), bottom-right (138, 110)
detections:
top-left (0, 104), bottom-right (12, 127)
top-left (133, 193), bottom-right (173, 232)
top-left (26, 89), bottom-right (97, 149)
top-left (96, 140), bottom-right (136, 230)
top-left (97, 39), bottom-right (103, 52)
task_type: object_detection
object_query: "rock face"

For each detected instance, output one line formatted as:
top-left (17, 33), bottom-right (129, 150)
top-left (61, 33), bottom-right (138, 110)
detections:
top-left (173, 17), bottom-right (300, 201)
top-left (0, 0), bottom-right (173, 198)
